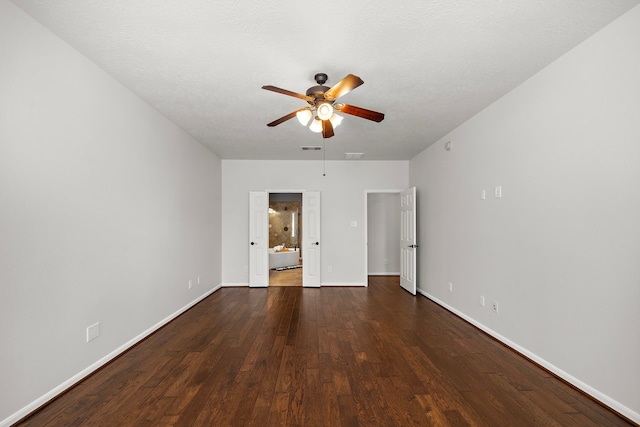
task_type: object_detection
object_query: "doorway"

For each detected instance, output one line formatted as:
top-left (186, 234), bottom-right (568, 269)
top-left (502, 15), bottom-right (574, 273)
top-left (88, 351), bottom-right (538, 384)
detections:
top-left (268, 193), bottom-right (302, 286)
top-left (366, 192), bottom-right (401, 277)
top-left (249, 190), bottom-right (321, 287)
top-left (365, 188), bottom-right (417, 294)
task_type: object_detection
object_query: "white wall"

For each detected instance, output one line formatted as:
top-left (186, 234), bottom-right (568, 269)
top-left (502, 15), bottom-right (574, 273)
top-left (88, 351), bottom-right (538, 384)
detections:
top-left (0, 1), bottom-right (222, 424)
top-left (367, 193), bottom-right (400, 274)
top-left (222, 160), bottom-right (408, 286)
top-left (410, 5), bottom-right (640, 421)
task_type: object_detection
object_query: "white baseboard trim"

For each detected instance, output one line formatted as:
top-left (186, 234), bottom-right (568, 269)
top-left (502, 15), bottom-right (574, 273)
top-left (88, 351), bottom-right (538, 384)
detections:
top-left (223, 282), bottom-right (373, 288)
top-left (321, 282), bottom-right (366, 287)
top-left (417, 289), bottom-right (640, 425)
top-left (368, 272), bottom-right (400, 276)
top-left (220, 283), bottom-right (368, 288)
top-left (1, 285), bottom-right (222, 427)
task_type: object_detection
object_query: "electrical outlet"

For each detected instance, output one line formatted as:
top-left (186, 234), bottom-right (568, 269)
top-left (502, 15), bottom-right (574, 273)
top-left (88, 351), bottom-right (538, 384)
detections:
top-left (197, 276), bottom-right (200, 285)
top-left (328, 266), bottom-right (333, 273)
top-left (480, 296), bottom-right (485, 307)
top-left (495, 186), bottom-right (502, 198)
top-left (492, 301), bottom-right (499, 314)
top-left (188, 280), bottom-right (192, 289)
top-left (86, 322), bottom-right (100, 342)
top-left (448, 282), bottom-right (453, 292)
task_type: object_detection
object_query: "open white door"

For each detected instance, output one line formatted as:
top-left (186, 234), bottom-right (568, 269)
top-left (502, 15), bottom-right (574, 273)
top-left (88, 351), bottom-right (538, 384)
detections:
top-left (303, 191), bottom-right (321, 287)
top-left (249, 191), bottom-right (269, 287)
top-left (400, 187), bottom-right (417, 295)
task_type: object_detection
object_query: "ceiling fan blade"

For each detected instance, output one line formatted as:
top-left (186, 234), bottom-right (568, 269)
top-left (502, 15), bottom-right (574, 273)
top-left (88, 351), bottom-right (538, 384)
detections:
top-left (266, 109), bottom-right (303, 127)
top-left (262, 85), bottom-right (314, 103)
top-left (323, 74), bottom-right (364, 101)
top-left (322, 119), bottom-right (334, 138)
top-left (335, 104), bottom-right (385, 122)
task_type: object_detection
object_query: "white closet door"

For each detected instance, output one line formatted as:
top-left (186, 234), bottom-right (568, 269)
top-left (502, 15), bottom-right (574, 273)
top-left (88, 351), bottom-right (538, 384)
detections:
top-left (303, 191), bottom-right (321, 287)
top-left (249, 191), bottom-right (268, 287)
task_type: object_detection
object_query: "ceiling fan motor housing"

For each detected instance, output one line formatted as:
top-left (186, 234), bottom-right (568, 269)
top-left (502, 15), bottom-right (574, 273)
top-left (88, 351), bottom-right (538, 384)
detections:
top-left (304, 73), bottom-right (332, 106)
top-left (305, 85), bottom-right (331, 104)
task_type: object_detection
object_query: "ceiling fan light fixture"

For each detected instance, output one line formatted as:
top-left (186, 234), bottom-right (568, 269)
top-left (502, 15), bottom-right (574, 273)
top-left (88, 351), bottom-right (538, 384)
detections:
top-left (309, 117), bottom-right (323, 133)
top-left (316, 102), bottom-right (334, 120)
top-left (262, 73), bottom-right (385, 137)
top-left (296, 108), bottom-right (312, 126)
top-left (329, 113), bottom-right (343, 128)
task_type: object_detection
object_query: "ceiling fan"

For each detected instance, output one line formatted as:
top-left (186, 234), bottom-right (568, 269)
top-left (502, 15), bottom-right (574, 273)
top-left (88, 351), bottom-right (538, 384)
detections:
top-left (262, 73), bottom-right (385, 138)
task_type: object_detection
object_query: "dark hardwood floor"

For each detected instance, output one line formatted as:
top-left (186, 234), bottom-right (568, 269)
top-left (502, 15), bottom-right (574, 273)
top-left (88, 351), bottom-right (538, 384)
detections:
top-left (17, 276), bottom-right (632, 426)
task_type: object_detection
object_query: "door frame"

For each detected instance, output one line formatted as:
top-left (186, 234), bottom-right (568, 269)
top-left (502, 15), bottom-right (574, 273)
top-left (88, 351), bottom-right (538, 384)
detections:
top-left (363, 189), bottom-right (404, 287)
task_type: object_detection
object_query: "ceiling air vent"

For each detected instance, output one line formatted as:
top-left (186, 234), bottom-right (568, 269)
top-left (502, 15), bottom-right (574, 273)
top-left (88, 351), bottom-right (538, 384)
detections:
top-left (345, 153), bottom-right (365, 160)
top-left (301, 146), bottom-right (322, 151)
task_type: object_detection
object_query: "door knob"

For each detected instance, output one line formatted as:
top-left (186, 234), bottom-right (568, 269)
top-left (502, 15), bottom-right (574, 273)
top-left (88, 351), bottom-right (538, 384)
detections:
top-left (313, 242), bottom-right (320, 245)
top-left (250, 242), bottom-right (256, 245)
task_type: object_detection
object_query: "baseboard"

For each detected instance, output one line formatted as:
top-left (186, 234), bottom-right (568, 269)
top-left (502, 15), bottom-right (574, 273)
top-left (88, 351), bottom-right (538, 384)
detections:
top-left (368, 272), bottom-right (400, 276)
top-left (417, 289), bottom-right (640, 425)
top-left (321, 282), bottom-right (366, 287)
top-left (222, 282), bottom-right (370, 288)
top-left (1, 285), bottom-right (222, 427)
top-left (221, 283), bottom-right (368, 288)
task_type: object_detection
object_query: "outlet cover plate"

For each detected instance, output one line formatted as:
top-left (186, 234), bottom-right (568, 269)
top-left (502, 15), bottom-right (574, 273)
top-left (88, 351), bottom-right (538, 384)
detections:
top-left (87, 322), bottom-right (100, 342)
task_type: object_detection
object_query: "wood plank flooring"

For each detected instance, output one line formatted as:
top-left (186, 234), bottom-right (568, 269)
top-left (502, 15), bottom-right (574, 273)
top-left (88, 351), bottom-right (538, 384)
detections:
top-left (269, 267), bottom-right (302, 286)
top-left (17, 276), bottom-right (632, 426)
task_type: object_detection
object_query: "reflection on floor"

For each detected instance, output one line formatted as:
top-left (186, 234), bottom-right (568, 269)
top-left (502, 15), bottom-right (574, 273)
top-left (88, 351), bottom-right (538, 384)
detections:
top-left (269, 265), bottom-right (302, 286)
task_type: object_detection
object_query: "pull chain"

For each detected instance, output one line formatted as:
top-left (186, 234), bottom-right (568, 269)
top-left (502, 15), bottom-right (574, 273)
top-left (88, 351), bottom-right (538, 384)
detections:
top-left (323, 139), bottom-right (326, 176)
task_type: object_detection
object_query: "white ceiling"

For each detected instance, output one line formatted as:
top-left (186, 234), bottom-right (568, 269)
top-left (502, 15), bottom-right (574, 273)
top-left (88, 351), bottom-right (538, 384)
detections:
top-left (12, 0), bottom-right (640, 160)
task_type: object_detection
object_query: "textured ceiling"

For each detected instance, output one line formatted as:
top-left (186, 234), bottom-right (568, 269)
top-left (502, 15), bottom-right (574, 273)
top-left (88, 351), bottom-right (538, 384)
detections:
top-left (11, 0), bottom-right (640, 160)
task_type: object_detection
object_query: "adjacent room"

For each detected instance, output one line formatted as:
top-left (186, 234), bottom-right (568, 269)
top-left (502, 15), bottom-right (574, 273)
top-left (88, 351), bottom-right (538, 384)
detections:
top-left (2, 0), bottom-right (639, 425)
top-left (268, 193), bottom-right (303, 286)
